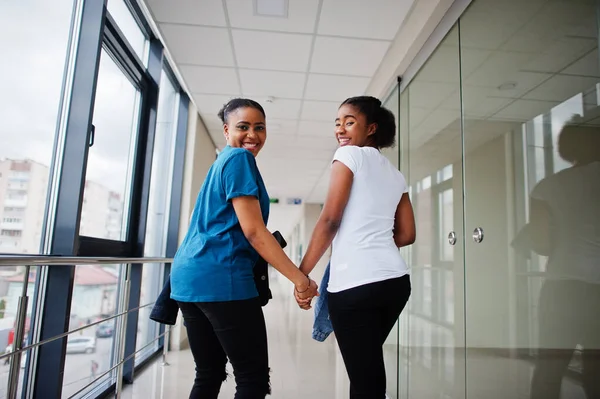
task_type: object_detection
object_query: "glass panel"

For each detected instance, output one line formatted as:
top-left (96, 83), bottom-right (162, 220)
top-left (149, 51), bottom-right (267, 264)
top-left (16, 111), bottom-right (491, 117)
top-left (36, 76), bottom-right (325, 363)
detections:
top-left (0, 266), bottom-right (40, 396)
top-left (62, 264), bottom-right (121, 397)
top-left (0, 0), bottom-right (75, 255)
top-left (382, 86), bottom-right (400, 398)
top-left (398, 88), bottom-right (410, 399)
top-left (107, 0), bottom-right (148, 63)
top-left (460, 0), bottom-right (600, 398)
top-left (81, 49), bottom-right (141, 240)
top-left (406, 25), bottom-right (466, 399)
top-left (136, 71), bottom-right (179, 363)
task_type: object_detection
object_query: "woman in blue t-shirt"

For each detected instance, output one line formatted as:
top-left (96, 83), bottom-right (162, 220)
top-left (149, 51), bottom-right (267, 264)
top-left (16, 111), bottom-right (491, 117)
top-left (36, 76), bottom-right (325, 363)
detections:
top-left (171, 98), bottom-right (318, 399)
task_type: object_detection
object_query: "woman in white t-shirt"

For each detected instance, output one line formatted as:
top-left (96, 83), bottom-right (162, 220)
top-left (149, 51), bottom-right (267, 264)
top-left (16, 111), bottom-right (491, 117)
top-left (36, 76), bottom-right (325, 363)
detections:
top-left (297, 96), bottom-right (416, 398)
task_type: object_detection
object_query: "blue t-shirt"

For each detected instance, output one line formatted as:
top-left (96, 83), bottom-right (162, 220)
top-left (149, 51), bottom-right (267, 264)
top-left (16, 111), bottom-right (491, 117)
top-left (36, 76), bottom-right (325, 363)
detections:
top-left (170, 146), bottom-right (270, 302)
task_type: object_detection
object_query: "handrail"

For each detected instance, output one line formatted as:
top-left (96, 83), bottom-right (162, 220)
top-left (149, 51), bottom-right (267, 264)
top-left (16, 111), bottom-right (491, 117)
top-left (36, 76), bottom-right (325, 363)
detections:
top-left (0, 256), bottom-right (173, 266)
top-left (0, 255), bottom-right (173, 398)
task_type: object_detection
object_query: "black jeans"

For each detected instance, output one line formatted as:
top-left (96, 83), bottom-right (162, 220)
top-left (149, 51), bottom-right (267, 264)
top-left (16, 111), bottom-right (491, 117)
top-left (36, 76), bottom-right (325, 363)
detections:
top-left (177, 297), bottom-right (270, 399)
top-left (329, 275), bottom-right (411, 399)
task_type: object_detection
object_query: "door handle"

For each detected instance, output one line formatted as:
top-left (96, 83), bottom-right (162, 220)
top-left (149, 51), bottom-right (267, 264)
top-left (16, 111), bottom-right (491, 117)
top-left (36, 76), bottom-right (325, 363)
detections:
top-left (448, 231), bottom-right (457, 246)
top-left (89, 124), bottom-right (95, 147)
top-left (472, 227), bottom-right (484, 243)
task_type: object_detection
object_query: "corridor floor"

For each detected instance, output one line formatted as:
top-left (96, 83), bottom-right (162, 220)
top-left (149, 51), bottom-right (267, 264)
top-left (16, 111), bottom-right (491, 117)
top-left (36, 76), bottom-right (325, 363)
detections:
top-left (122, 275), bottom-right (353, 398)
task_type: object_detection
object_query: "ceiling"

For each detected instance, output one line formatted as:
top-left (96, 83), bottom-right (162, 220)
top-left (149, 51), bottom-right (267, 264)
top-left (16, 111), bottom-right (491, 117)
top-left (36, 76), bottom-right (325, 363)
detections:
top-left (142, 0), bottom-right (421, 204)
top-left (404, 0), bottom-right (600, 181)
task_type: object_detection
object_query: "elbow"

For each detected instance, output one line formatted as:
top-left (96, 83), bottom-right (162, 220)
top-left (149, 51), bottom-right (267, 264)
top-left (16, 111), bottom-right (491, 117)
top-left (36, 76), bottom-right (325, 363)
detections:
top-left (394, 231), bottom-right (416, 247)
top-left (322, 216), bottom-right (342, 234)
top-left (243, 225), bottom-right (263, 246)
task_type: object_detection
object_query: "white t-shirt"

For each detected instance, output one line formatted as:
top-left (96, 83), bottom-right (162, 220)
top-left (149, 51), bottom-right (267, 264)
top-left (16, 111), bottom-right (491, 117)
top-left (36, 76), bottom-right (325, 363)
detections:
top-left (327, 145), bottom-right (410, 293)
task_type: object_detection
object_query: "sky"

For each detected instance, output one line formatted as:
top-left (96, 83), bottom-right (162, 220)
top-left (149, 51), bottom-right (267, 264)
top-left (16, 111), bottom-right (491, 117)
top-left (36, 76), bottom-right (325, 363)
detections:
top-left (0, 0), bottom-right (154, 195)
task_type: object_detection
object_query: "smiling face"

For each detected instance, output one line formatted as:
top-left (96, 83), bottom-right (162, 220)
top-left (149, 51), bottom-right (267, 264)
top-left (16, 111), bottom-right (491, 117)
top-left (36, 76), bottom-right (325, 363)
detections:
top-left (335, 104), bottom-right (376, 148)
top-left (223, 106), bottom-right (267, 157)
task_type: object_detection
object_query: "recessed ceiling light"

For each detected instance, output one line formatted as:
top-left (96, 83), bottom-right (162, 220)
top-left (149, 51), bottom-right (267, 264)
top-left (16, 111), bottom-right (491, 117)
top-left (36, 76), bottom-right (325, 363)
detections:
top-left (497, 81), bottom-right (517, 90)
top-left (254, 0), bottom-right (289, 18)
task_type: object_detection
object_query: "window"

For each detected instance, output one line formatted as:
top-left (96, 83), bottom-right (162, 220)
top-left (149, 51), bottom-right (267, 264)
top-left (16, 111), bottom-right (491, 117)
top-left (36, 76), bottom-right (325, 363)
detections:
top-left (0, 1), bottom-right (74, 255)
top-left (80, 49), bottom-right (141, 240)
top-left (107, 0), bottom-right (148, 63)
top-left (136, 71), bottom-right (179, 363)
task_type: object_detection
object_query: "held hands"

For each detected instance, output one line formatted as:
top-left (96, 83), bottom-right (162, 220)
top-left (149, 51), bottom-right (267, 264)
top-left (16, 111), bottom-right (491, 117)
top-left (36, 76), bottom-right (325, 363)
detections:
top-left (294, 277), bottom-right (319, 310)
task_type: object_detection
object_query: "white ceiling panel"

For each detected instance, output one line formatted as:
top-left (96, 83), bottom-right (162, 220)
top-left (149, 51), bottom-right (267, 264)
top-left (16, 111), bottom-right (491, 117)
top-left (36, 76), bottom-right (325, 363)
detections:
top-left (201, 113), bottom-right (225, 129)
top-left (522, 75), bottom-right (599, 102)
top-left (492, 99), bottom-right (560, 121)
top-left (232, 30), bottom-right (313, 72)
top-left (301, 100), bottom-right (340, 122)
top-left (297, 121), bottom-right (334, 139)
top-left (192, 93), bottom-right (235, 115)
top-left (225, 0), bottom-right (320, 33)
top-left (261, 98), bottom-right (303, 120)
top-left (310, 37), bottom-right (390, 77)
top-left (561, 50), bottom-right (600, 77)
top-left (524, 37), bottom-right (597, 74)
top-left (265, 118), bottom-right (298, 135)
top-left (305, 74), bottom-right (370, 101)
top-left (179, 65), bottom-right (240, 94)
top-left (159, 24), bottom-right (234, 66)
top-left (318, 0), bottom-right (414, 40)
top-left (147, 0), bottom-right (226, 26)
top-left (239, 69), bottom-right (306, 99)
top-left (464, 51), bottom-right (536, 87)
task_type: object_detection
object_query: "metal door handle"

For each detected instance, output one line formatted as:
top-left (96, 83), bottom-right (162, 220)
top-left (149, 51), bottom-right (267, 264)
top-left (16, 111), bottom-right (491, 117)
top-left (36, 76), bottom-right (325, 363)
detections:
top-left (473, 227), bottom-right (484, 243)
top-left (448, 231), bottom-right (457, 245)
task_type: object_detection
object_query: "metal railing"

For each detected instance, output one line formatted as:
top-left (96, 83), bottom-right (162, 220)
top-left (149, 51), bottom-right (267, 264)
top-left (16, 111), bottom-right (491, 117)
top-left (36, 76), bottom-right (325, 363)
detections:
top-left (0, 256), bottom-right (173, 399)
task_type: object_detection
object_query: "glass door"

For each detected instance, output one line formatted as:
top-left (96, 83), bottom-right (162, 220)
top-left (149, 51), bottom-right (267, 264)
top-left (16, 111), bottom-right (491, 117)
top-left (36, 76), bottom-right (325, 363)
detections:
top-left (404, 24), bottom-right (467, 399)
top-left (460, 1), bottom-right (600, 398)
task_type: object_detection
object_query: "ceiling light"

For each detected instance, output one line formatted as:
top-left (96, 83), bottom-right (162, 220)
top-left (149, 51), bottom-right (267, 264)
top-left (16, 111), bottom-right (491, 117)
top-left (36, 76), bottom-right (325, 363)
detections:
top-left (497, 81), bottom-right (517, 91)
top-left (254, 0), bottom-right (289, 18)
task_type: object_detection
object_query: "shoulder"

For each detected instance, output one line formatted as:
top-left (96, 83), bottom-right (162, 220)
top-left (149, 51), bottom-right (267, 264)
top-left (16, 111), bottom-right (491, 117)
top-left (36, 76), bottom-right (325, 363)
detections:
top-left (334, 145), bottom-right (362, 159)
top-left (220, 147), bottom-right (257, 169)
top-left (333, 145), bottom-right (364, 164)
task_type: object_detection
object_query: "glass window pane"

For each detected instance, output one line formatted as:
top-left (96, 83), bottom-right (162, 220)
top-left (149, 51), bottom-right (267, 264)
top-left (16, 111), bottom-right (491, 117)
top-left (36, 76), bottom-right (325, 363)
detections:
top-left (107, 0), bottom-right (148, 63)
top-left (62, 264), bottom-right (121, 397)
top-left (81, 50), bottom-right (141, 240)
top-left (0, 0), bottom-right (75, 255)
top-left (137, 71), bottom-right (180, 364)
top-left (2, 266), bottom-right (40, 396)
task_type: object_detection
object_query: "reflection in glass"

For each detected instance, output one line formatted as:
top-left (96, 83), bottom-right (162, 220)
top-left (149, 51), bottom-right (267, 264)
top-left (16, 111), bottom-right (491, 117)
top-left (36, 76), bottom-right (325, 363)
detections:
top-left (404, 24), bottom-right (466, 399)
top-left (81, 50), bottom-right (141, 240)
top-left (0, 266), bottom-right (39, 397)
top-left (460, 0), bottom-right (600, 398)
top-left (63, 265), bottom-right (121, 397)
top-left (0, 0), bottom-right (75, 255)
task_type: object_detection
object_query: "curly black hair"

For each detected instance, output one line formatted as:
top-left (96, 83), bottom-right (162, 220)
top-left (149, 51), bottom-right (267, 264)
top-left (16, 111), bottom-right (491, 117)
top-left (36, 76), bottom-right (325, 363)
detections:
top-left (340, 96), bottom-right (396, 149)
top-left (218, 98), bottom-right (266, 124)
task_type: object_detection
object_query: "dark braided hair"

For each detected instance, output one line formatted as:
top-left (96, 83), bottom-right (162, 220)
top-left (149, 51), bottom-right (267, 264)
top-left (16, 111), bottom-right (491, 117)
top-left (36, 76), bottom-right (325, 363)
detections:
top-left (218, 98), bottom-right (266, 124)
top-left (340, 96), bottom-right (396, 149)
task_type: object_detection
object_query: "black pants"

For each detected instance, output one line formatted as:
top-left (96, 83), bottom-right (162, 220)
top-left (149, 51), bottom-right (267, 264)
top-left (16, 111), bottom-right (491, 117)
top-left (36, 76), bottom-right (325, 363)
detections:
top-left (329, 275), bottom-right (411, 399)
top-left (177, 298), bottom-right (270, 399)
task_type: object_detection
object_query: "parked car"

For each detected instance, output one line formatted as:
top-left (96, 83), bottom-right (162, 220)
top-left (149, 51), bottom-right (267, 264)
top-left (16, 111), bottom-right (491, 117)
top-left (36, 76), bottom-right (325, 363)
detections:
top-left (66, 336), bottom-right (96, 354)
top-left (95, 322), bottom-right (114, 338)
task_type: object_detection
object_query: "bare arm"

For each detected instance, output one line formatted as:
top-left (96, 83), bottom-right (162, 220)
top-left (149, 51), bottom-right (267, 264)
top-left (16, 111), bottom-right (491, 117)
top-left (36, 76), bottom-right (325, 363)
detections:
top-left (393, 193), bottom-right (416, 248)
top-left (299, 161), bottom-right (353, 276)
top-left (232, 196), bottom-right (315, 294)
